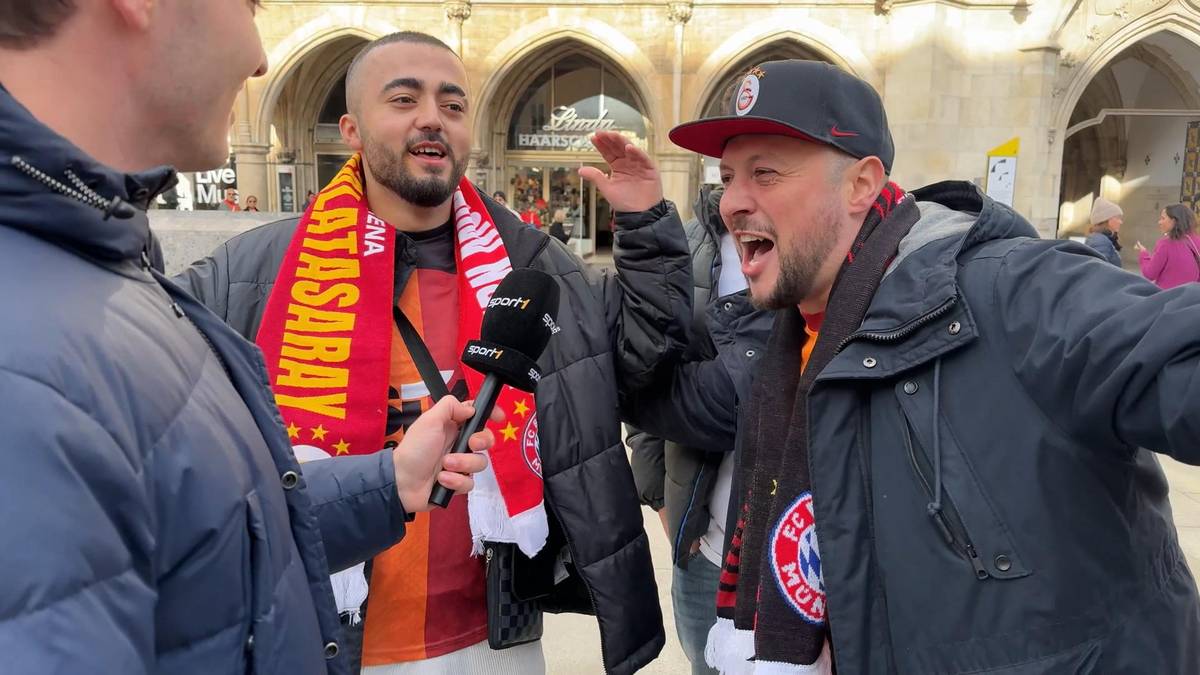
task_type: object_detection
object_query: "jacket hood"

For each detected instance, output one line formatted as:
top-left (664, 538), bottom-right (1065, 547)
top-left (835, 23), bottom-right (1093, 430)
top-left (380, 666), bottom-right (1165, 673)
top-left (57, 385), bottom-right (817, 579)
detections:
top-left (0, 83), bottom-right (176, 262)
top-left (856, 181), bottom-right (1039, 335)
top-left (692, 184), bottom-right (726, 238)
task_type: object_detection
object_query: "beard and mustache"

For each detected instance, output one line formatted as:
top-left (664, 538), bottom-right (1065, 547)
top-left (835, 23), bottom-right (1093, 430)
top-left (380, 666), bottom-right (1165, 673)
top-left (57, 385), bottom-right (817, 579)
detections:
top-left (361, 129), bottom-right (468, 208)
top-left (732, 196), bottom-right (841, 311)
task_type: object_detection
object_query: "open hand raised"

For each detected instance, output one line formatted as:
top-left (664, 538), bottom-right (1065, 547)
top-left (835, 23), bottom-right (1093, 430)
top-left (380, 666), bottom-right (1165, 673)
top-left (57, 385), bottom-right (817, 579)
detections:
top-left (578, 130), bottom-right (664, 214)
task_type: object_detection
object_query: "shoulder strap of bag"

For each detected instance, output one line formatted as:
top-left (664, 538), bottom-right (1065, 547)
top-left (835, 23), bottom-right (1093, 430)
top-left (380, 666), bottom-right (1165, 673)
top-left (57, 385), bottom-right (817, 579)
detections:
top-left (393, 306), bottom-right (452, 400)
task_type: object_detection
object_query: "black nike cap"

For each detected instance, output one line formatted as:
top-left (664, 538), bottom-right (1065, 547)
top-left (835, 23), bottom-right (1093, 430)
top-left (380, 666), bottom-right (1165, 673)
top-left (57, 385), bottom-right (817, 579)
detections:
top-left (669, 60), bottom-right (895, 173)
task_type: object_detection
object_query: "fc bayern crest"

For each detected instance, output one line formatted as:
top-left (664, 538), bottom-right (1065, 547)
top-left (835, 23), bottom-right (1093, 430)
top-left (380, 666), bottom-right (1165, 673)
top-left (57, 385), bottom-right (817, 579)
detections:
top-left (770, 491), bottom-right (825, 625)
top-left (735, 73), bottom-right (760, 116)
top-left (522, 413), bottom-right (542, 478)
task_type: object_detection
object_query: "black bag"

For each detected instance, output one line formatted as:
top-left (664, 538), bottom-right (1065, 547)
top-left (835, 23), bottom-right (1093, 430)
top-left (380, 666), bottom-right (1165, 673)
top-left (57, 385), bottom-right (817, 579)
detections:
top-left (394, 307), bottom-right (546, 649)
top-left (484, 542), bottom-right (546, 649)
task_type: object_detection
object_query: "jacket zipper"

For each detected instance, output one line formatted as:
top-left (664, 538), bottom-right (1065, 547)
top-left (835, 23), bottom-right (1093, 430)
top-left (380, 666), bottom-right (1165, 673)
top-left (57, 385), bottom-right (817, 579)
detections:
top-left (836, 296), bottom-right (958, 354)
top-left (146, 266), bottom-right (235, 381)
top-left (181, 312), bottom-right (235, 382)
top-left (901, 417), bottom-right (989, 580)
top-left (674, 465), bottom-right (706, 558)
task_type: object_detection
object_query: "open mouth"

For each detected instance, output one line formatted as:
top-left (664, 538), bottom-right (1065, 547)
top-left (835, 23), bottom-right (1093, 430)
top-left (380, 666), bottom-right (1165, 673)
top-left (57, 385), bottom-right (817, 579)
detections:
top-left (735, 232), bottom-right (777, 279)
top-left (739, 233), bottom-right (776, 260)
top-left (408, 142), bottom-right (448, 164)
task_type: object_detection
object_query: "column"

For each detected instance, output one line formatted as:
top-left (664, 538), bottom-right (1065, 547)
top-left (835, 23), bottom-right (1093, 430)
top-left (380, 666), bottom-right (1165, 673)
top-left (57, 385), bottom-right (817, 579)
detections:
top-left (667, 2), bottom-right (693, 128)
top-left (232, 142), bottom-right (272, 210)
top-left (444, 1), bottom-right (472, 56)
top-left (231, 83), bottom-right (271, 210)
top-left (665, 2), bottom-right (695, 219)
top-left (658, 150), bottom-right (695, 221)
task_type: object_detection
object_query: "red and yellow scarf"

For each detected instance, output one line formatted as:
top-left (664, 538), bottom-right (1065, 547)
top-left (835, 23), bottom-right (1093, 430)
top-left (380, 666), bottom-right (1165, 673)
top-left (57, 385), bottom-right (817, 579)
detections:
top-left (256, 154), bottom-right (549, 556)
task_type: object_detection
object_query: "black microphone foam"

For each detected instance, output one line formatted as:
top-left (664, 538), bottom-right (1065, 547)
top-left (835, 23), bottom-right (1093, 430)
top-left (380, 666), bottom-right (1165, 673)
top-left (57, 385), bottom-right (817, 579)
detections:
top-left (461, 267), bottom-right (560, 393)
top-left (428, 268), bottom-right (561, 508)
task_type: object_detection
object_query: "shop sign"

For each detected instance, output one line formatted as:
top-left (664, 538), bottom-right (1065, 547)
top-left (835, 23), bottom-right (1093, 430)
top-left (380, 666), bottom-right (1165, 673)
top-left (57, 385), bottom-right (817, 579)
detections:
top-left (155, 161), bottom-right (238, 211)
top-left (517, 106), bottom-right (641, 150)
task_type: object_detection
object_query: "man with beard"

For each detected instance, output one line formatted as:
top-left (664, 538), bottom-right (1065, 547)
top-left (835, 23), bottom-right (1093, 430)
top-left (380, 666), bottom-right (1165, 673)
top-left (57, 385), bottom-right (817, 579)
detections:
top-left (618, 60), bottom-right (1200, 673)
top-left (178, 31), bottom-right (688, 675)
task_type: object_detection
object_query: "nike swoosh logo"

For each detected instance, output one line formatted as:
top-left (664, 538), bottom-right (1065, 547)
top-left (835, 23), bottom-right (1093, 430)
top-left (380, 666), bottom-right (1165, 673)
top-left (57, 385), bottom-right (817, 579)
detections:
top-left (830, 126), bottom-right (859, 137)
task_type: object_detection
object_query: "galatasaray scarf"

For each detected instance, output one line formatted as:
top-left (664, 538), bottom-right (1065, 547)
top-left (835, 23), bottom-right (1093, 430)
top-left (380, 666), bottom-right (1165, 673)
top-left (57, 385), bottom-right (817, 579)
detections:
top-left (707, 183), bottom-right (913, 674)
top-left (256, 155), bottom-right (549, 569)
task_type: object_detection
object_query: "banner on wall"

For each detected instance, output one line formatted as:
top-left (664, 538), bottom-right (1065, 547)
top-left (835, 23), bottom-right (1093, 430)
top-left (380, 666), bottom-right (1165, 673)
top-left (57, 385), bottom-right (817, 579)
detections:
top-left (155, 158), bottom-right (238, 211)
top-left (1180, 122), bottom-right (1200, 216)
top-left (985, 137), bottom-right (1019, 208)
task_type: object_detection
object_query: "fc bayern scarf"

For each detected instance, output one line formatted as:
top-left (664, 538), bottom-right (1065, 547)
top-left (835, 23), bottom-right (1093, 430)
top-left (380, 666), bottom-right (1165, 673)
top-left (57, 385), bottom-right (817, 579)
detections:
top-left (256, 154), bottom-right (549, 561)
top-left (706, 183), bottom-right (912, 674)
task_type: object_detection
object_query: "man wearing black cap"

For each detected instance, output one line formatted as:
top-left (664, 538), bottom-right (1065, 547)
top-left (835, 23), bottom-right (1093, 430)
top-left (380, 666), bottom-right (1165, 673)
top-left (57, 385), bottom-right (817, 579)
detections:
top-left (611, 59), bottom-right (1200, 673)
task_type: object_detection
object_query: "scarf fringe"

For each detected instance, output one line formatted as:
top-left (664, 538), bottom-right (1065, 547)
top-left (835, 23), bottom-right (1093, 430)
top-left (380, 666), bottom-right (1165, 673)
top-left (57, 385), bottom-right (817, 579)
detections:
top-left (705, 618), bottom-right (756, 675)
top-left (468, 486), bottom-right (548, 558)
top-left (329, 561), bottom-right (368, 618)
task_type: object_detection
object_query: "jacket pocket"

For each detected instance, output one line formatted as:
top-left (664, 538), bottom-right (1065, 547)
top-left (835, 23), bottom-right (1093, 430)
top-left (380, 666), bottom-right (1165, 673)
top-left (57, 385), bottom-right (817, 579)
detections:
top-left (895, 382), bottom-right (1031, 582)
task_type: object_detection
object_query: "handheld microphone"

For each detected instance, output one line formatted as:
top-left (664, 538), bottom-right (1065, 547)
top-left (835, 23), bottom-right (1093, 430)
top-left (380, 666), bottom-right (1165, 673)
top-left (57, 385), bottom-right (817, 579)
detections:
top-left (429, 267), bottom-right (561, 508)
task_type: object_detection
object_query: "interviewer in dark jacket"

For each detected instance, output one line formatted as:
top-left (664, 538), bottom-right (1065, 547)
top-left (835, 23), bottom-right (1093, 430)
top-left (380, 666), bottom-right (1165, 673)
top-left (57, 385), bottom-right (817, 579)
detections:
top-left (0, 5), bottom-right (494, 675)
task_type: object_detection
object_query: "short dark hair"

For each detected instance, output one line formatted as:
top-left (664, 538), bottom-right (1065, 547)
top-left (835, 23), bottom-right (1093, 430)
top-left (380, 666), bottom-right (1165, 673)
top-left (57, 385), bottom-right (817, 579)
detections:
top-left (0, 0), bottom-right (76, 50)
top-left (1164, 203), bottom-right (1197, 240)
top-left (345, 31), bottom-right (459, 112)
top-left (492, 191), bottom-right (507, 201)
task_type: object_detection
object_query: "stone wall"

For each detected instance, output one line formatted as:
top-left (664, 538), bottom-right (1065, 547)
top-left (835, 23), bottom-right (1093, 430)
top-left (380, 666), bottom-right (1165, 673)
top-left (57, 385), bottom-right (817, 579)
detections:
top-left (210, 1), bottom-right (1200, 237)
top-left (150, 210), bottom-right (284, 276)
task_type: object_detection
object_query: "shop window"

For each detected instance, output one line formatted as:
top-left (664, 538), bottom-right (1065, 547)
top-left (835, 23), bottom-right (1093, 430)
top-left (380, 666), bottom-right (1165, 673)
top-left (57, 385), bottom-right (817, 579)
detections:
top-left (507, 55), bottom-right (647, 152)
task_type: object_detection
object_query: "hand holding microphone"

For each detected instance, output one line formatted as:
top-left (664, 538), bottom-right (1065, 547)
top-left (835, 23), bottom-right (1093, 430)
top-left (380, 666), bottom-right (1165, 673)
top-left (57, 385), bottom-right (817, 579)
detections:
top-left (392, 395), bottom-right (502, 514)
top-left (429, 268), bottom-right (561, 508)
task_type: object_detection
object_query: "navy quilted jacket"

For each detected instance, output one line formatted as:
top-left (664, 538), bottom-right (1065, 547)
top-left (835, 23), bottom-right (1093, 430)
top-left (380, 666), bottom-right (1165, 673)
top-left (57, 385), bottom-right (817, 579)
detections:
top-left (0, 85), bottom-right (408, 674)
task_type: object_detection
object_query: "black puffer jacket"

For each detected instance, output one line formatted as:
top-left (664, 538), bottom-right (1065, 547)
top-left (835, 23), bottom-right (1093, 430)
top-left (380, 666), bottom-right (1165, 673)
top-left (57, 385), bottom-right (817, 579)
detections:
top-left (628, 186), bottom-right (772, 566)
top-left (176, 196), bottom-right (691, 674)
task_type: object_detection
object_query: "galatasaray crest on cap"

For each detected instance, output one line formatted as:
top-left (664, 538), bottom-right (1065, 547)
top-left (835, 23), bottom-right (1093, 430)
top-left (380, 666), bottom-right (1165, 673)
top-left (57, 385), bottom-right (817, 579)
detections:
top-left (734, 68), bottom-right (764, 116)
top-left (669, 60), bottom-right (895, 173)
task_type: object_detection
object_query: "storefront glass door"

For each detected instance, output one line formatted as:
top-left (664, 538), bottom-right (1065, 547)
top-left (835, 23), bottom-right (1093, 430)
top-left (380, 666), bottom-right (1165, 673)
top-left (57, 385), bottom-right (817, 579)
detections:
top-left (506, 163), bottom-right (612, 258)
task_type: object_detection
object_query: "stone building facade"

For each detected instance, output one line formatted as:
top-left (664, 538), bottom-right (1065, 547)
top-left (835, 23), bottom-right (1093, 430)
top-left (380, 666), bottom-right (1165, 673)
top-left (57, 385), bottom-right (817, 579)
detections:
top-left (196, 0), bottom-right (1200, 259)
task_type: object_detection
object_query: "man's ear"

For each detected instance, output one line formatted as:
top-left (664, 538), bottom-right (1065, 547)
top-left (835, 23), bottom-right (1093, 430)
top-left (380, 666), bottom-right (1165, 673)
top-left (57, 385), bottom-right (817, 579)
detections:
top-left (340, 113), bottom-right (364, 152)
top-left (108, 0), bottom-right (156, 31)
top-left (845, 156), bottom-right (888, 214)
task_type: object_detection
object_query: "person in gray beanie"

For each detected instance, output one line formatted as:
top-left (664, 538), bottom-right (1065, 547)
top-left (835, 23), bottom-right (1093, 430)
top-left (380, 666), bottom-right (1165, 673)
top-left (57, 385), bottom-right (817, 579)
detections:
top-left (1086, 197), bottom-right (1124, 266)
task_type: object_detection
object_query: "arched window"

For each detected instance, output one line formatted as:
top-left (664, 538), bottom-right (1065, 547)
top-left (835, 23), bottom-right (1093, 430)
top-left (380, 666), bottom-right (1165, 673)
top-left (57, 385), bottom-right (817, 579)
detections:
top-left (701, 41), bottom-right (831, 119)
top-left (507, 54), bottom-right (648, 152)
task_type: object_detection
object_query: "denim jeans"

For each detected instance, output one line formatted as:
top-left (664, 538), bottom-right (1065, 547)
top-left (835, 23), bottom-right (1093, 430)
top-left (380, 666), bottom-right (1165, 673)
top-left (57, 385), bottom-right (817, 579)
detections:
top-left (671, 552), bottom-right (721, 675)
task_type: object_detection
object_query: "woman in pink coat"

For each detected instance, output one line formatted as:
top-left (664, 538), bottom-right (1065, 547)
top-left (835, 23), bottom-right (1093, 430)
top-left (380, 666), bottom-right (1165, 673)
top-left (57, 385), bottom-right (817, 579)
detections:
top-left (1135, 203), bottom-right (1200, 289)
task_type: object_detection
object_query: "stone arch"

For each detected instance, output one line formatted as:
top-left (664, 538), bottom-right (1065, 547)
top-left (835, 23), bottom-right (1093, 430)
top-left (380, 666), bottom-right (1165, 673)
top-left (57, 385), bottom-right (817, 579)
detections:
top-left (1053, 11), bottom-right (1200, 135)
top-left (695, 38), bottom-right (838, 122)
top-left (471, 20), bottom-right (662, 157)
top-left (254, 13), bottom-right (403, 144)
top-left (1051, 11), bottom-right (1200, 238)
top-left (1060, 68), bottom-right (1127, 215)
top-left (692, 22), bottom-right (878, 121)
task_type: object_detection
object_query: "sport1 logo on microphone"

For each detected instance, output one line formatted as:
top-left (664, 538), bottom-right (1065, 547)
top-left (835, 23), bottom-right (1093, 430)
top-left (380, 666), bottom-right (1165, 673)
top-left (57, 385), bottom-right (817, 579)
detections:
top-left (487, 295), bottom-right (531, 310)
top-left (467, 345), bottom-right (505, 360)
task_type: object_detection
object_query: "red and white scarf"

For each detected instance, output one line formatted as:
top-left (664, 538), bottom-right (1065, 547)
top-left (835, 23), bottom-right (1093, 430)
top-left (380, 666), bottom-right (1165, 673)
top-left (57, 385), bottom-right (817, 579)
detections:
top-left (256, 154), bottom-right (548, 564)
